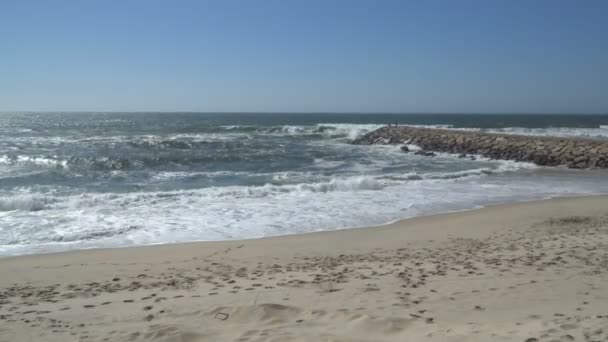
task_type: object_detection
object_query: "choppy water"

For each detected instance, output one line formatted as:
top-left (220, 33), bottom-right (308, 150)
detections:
top-left (1, 112), bottom-right (607, 256)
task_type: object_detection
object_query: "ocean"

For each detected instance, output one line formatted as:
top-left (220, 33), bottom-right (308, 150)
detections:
top-left (1, 112), bottom-right (608, 256)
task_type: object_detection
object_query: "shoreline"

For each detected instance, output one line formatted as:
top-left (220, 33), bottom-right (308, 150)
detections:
top-left (2, 191), bottom-right (606, 259)
top-left (1, 194), bottom-right (608, 341)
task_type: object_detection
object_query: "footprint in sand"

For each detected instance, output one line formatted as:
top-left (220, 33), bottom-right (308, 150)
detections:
top-left (560, 323), bottom-right (578, 330)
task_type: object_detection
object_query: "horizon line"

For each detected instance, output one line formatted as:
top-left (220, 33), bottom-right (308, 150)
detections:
top-left (1, 111), bottom-right (608, 115)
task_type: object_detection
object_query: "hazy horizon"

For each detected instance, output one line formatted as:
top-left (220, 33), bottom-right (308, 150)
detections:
top-left (2, 0), bottom-right (607, 113)
top-left (2, 111), bottom-right (608, 115)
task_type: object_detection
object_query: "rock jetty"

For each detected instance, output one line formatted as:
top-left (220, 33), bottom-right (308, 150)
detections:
top-left (352, 126), bottom-right (608, 169)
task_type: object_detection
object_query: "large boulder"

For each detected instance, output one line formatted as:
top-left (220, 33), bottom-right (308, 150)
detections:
top-left (414, 151), bottom-right (437, 157)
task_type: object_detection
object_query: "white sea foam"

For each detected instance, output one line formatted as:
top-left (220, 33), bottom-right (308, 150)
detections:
top-left (2, 158), bottom-right (605, 257)
top-left (1, 118), bottom-right (607, 257)
top-left (314, 123), bottom-right (384, 140)
top-left (0, 194), bottom-right (55, 212)
top-left (214, 123), bottom-right (384, 140)
top-left (0, 124), bottom-right (382, 151)
top-left (406, 124), bottom-right (608, 139)
top-left (66, 123), bottom-right (383, 144)
top-left (0, 155), bottom-right (68, 168)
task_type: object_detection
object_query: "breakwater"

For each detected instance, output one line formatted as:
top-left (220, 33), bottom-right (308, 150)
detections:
top-left (352, 126), bottom-right (608, 168)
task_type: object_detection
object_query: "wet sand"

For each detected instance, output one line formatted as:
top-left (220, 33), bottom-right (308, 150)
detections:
top-left (1, 195), bottom-right (608, 342)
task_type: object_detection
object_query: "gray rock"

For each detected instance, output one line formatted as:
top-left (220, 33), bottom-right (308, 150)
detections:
top-left (351, 125), bottom-right (608, 169)
top-left (414, 151), bottom-right (436, 157)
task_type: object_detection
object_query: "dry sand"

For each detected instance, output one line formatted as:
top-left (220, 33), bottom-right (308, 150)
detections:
top-left (1, 195), bottom-right (608, 342)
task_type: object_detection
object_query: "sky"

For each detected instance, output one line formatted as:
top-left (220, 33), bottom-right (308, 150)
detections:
top-left (1, 0), bottom-right (607, 113)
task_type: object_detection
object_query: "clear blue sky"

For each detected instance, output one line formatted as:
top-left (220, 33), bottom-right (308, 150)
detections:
top-left (1, 0), bottom-right (607, 113)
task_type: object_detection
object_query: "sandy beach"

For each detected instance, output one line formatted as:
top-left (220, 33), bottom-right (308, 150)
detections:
top-left (1, 195), bottom-right (608, 342)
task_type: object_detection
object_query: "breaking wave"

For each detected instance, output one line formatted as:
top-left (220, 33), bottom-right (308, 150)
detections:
top-left (406, 124), bottom-right (608, 140)
top-left (0, 194), bottom-right (56, 212)
top-left (218, 123), bottom-right (383, 140)
top-left (0, 159), bottom-right (534, 214)
top-left (2, 113), bottom-right (607, 256)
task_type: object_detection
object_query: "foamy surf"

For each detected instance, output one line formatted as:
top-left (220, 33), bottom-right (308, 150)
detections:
top-left (0, 112), bottom-right (607, 256)
top-left (405, 124), bottom-right (608, 140)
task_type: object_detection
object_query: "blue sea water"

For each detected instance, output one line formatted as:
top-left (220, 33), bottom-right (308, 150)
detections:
top-left (1, 112), bottom-right (607, 256)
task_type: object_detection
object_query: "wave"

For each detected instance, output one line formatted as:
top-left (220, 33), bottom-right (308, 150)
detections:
top-left (3, 160), bottom-right (604, 256)
top-left (313, 124), bottom-right (385, 140)
top-left (0, 177), bottom-right (386, 214)
top-left (0, 194), bottom-right (56, 212)
top-left (396, 168), bottom-right (493, 181)
top-left (0, 124), bottom-right (383, 159)
top-left (402, 124), bottom-right (455, 129)
top-left (90, 123), bottom-right (382, 141)
top-left (0, 154), bottom-right (139, 171)
top-left (216, 123), bottom-right (383, 140)
top-left (389, 159), bottom-right (535, 182)
top-left (406, 124), bottom-right (608, 139)
top-left (0, 152), bottom-right (291, 172)
top-left (294, 176), bottom-right (385, 192)
top-left (483, 127), bottom-right (608, 139)
top-left (49, 224), bottom-right (140, 243)
top-left (0, 158), bottom-right (533, 213)
top-left (0, 123), bottom-right (385, 172)
top-left (0, 155), bottom-right (68, 168)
